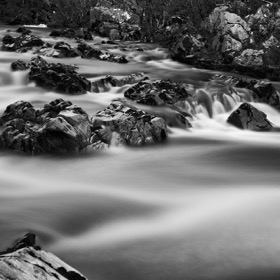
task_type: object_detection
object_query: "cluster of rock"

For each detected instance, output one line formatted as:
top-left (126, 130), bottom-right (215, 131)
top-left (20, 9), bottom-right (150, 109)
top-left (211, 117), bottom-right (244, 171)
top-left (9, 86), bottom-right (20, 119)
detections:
top-left (0, 233), bottom-right (87, 280)
top-left (2, 32), bottom-right (128, 63)
top-left (90, 5), bottom-right (141, 41)
top-left (171, 2), bottom-right (280, 80)
top-left (0, 96), bottom-right (168, 154)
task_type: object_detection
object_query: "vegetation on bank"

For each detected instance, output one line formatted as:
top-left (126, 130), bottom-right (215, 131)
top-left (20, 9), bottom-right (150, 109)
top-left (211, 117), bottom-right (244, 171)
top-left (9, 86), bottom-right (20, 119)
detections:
top-left (0, 0), bottom-right (279, 40)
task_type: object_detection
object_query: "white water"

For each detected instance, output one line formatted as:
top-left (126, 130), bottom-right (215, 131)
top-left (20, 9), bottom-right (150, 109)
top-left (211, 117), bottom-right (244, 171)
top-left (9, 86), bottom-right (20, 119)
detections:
top-left (1, 26), bottom-right (280, 280)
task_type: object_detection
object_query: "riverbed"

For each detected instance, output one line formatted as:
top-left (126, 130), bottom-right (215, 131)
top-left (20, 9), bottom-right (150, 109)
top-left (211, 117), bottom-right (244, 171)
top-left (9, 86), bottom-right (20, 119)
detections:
top-left (0, 25), bottom-right (280, 280)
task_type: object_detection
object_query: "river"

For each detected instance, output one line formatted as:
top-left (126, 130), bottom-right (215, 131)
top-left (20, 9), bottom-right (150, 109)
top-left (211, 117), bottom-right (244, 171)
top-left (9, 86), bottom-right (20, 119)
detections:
top-left (0, 25), bottom-right (280, 280)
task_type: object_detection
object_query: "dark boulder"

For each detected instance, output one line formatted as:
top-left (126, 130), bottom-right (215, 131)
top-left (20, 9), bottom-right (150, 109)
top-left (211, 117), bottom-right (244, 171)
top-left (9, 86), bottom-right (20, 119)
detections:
top-left (2, 34), bottom-right (45, 52)
top-left (29, 56), bottom-right (91, 94)
top-left (124, 80), bottom-right (192, 112)
top-left (227, 103), bottom-right (273, 131)
top-left (0, 233), bottom-right (88, 280)
top-left (11, 60), bottom-right (30, 71)
top-left (0, 99), bottom-right (109, 154)
top-left (53, 41), bottom-right (80, 58)
top-left (16, 26), bottom-right (32, 34)
top-left (94, 100), bottom-right (168, 146)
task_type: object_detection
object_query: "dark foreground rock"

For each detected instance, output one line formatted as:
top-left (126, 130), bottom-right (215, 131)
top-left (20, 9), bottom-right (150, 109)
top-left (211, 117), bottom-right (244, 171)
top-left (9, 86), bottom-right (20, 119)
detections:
top-left (227, 103), bottom-right (273, 131)
top-left (94, 100), bottom-right (168, 145)
top-left (29, 56), bottom-right (91, 94)
top-left (0, 99), bottom-right (109, 154)
top-left (0, 233), bottom-right (87, 280)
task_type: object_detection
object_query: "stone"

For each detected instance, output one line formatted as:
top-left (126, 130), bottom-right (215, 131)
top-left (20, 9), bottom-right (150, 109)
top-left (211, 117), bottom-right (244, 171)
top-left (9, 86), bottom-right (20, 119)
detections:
top-left (16, 26), bottom-right (32, 34)
top-left (2, 34), bottom-right (45, 52)
top-left (50, 28), bottom-right (93, 40)
top-left (227, 103), bottom-right (273, 131)
top-left (94, 100), bottom-right (168, 146)
top-left (53, 41), bottom-right (80, 58)
top-left (0, 233), bottom-right (87, 280)
top-left (11, 60), bottom-right (30, 71)
top-left (233, 49), bottom-right (264, 67)
top-left (91, 73), bottom-right (148, 92)
top-left (29, 56), bottom-right (91, 94)
top-left (77, 42), bottom-right (128, 63)
top-left (0, 99), bottom-right (109, 154)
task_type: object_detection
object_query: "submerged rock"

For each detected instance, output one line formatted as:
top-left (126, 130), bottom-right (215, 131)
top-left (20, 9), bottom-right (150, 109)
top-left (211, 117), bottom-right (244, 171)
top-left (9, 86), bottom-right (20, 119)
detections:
top-left (94, 100), bottom-right (168, 145)
top-left (50, 28), bottom-right (93, 40)
top-left (0, 233), bottom-right (87, 280)
top-left (16, 26), bottom-right (32, 34)
top-left (227, 103), bottom-right (273, 131)
top-left (29, 56), bottom-right (91, 94)
top-left (0, 99), bottom-right (108, 154)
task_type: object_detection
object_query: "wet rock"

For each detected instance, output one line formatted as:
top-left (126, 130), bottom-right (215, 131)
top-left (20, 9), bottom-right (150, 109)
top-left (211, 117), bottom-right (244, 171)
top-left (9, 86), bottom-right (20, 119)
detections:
top-left (0, 99), bottom-right (108, 154)
top-left (0, 233), bottom-right (87, 280)
top-left (227, 103), bottom-right (273, 131)
top-left (11, 60), bottom-right (30, 71)
top-left (53, 42), bottom-right (80, 58)
top-left (29, 56), bottom-right (91, 94)
top-left (94, 100), bottom-right (168, 146)
top-left (2, 34), bottom-right (45, 52)
top-left (124, 80), bottom-right (192, 113)
top-left (91, 73), bottom-right (148, 92)
top-left (77, 42), bottom-right (128, 63)
top-left (16, 26), bottom-right (32, 34)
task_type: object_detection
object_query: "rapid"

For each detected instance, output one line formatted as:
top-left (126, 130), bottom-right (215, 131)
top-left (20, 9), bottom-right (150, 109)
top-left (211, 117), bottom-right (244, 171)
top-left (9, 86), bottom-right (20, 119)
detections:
top-left (0, 25), bottom-right (280, 280)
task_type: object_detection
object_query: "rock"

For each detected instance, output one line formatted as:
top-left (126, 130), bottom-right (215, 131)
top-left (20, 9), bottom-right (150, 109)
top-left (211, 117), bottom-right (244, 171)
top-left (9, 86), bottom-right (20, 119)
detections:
top-left (16, 26), bottom-right (32, 34)
top-left (0, 233), bottom-right (88, 280)
top-left (124, 80), bottom-right (191, 109)
top-left (207, 6), bottom-right (250, 43)
top-left (94, 100), bottom-right (168, 145)
top-left (91, 73), bottom-right (148, 92)
top-left (2, 34), bottom-right (45, 52)
top-left (53, 42), bottom-right (80, 58)
top-left (0, 99), bottom-right (109, 154)
top-left (227, 103), bottom-right (273, 131)
top-left (11, 60), bottom-right (30, 71)
top-left (29, 56), bottom-right (91, 94)
top-left (50, 28), bottom-right (93, 40)
top-left (77, 42), bottom-right (128, 63)
top-left (233, 49), bottom-right (264, 67)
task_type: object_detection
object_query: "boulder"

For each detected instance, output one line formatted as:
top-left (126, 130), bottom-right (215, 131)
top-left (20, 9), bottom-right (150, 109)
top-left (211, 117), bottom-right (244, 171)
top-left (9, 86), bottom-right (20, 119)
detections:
top-left (0, 99), bottom-right (109, 154)
top-left (16, 26), bottom-right (32, 34)
top-left (227, 103), bottom-right (273, 131)
top-left (124, 80), bottom-right (192, 109)
top-left (53, 42), bottom-right (80, 58)
top-left (0, 233), bottom-right (87, 280)
top-left (29, 56), bottom-right (91, 94)
top-left (94, 100), bottom-right (168, 145)
top-left (2, 34), bottom-right (45, 52)
top-left (11, 60), bottom-right (30, 71)
top-left (207, 6), bottom-right (250, 43)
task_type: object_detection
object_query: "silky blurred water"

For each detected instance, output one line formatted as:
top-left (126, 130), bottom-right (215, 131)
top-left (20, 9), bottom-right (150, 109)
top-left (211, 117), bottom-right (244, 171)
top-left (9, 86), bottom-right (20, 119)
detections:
top-left (1, 25), bottom-right (280, 280)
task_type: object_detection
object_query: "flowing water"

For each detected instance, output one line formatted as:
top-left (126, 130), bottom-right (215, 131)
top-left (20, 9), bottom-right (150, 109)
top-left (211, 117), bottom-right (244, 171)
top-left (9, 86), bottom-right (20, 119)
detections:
top-left (1, 25), bottom-right (280, 280)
